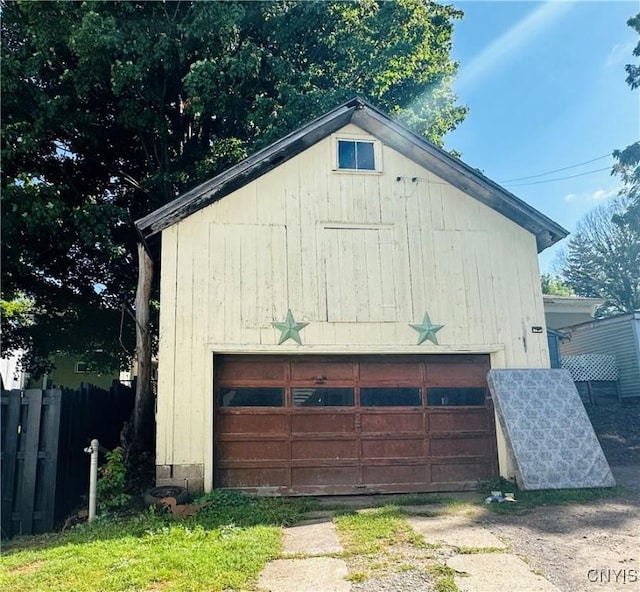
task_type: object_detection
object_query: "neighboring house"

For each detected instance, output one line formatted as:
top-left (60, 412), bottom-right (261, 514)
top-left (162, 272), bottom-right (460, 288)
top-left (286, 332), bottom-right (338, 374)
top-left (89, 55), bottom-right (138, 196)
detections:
top-left (26, 353), bottom-right (119, 391)
top-left (543, 295), bottom-right (603, 369)
top-left (0, 350), bottom-right (27, 390)
top-left (136, 97), bottom-right (568, 495)
top-left (559, 312), bottom-right (640, 402)
top-left (543, 295), bottom-right (603, 330)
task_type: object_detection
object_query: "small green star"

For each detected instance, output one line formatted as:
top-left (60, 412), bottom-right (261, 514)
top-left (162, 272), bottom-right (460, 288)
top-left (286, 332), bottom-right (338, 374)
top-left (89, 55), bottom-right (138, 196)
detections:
top-left (273, 309), bottom-right (309, 345)
top-left (409, 312), bottom-right (444, 345)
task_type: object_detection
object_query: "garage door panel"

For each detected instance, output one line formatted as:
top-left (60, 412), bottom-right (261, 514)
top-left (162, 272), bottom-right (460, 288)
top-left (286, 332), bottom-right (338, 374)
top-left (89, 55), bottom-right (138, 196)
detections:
top-left (291, 413), bottom-right (355, 433)
top-left (217, 440), bottom-right (288, 461)
top-left (430, 436), bottom-right (492, 457)
top-left (362, 464), bottom-right (429, 485)
top-left (428, 410), bottom-right (489, 433)
top-left (292, 440), bottom-right (358, 460)
top-left (360, 412), bottom-right (423, 433)
top-left (218, 413), bottom-right (287, 434)
top-left (290, 361), bottom-right (355, 383)
top-left (292, 466), bottom-right (360, 487)
top-left (431, 461), bottom-right (493, 483)
top-left (219, 467), bottom-right (288, 488)
top-left (359, 362), bottom-right (422, 384)
top-left (361, 438), bottom-right (425, 459)
top-left (427, 361), bottom-right (488, 386)
top-left (218, 359), bottom-right (287, 384)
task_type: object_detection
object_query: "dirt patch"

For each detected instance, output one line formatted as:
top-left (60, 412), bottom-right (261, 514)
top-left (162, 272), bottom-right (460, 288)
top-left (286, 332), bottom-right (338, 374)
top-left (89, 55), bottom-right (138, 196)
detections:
top-left (483, 500), bottom-right (639, 592)
top-left (586, 403), bottom-right (640, 466)
top-left (10, 560), bottom-right (45, 574)
top-left (312, 404), bottom-right (640, 592)
top-left (481, 404), bottom-right (640, 592)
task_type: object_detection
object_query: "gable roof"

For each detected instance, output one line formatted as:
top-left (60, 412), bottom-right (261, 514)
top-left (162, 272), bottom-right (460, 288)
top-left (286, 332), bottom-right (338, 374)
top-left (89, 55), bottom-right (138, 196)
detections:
top-left (136, 97), bottom-right (568, 252)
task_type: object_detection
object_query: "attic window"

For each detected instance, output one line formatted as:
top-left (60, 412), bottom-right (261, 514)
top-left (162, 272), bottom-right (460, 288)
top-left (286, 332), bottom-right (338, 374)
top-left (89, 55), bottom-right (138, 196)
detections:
top-left (74, 362), bottom-right (90, 373)
top-left (337, 139), bottom-right (376, 170)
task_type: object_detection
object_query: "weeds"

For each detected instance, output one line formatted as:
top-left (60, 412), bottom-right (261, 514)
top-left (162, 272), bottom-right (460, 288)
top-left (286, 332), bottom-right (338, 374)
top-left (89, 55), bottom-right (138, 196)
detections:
top-left (0, 491), bottom-right (313, 592)
top-left (426, 564), bottom-right (461, 592)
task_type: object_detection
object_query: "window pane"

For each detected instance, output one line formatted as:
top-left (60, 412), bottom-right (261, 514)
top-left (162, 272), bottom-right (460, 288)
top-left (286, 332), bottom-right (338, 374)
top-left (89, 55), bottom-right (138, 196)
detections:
top-left (360, 387), bottom-right (421, 407)
top-left (292, 388), bottom-right (354, 407)
top-left (427, 388), bottom-right (486, 407)
top-left (356, 141), bottom-right (375, 170)
top-left (219, 387), bottom-right (284, 407)
top-left (338, 140), bottom-right (356, 169)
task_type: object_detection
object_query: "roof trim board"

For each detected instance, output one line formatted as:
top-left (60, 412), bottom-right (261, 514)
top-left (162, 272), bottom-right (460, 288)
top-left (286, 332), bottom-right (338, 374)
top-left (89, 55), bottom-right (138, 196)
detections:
top-left (135, 97), bottom-right (568, 252)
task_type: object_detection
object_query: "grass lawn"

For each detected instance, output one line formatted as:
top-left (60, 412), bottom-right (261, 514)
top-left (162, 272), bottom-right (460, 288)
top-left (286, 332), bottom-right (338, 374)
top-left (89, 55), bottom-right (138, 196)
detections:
top-left (1, 485), bottom-right (622, 592)
top-left (0, 491), bottom-right (311, 592)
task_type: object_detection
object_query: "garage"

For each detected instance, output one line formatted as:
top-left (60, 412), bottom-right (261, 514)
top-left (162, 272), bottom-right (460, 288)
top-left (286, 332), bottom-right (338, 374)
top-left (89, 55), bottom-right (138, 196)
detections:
top-left (215, 354), bottom-right (498, 495)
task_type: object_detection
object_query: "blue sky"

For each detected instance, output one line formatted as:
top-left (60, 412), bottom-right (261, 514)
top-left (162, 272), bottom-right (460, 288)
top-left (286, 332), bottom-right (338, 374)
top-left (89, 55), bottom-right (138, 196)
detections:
top-left (445, 0), bottom-right (639, 273)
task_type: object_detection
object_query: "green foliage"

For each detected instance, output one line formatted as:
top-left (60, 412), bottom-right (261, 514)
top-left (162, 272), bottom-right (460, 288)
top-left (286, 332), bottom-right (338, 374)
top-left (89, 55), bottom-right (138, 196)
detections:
top-left (334, 505), bottom-right (422, 555)
top-left (96, 448), bottom-right (131, 513)
top-left (557, 197), bottom-right (640, 316)
top-left (0, 509), bottom-right (280, 592)
top-left (426, 564), bottom-right (461, 592)
top-left (194, 489), bottom-right (312, 527)
top-left (540, 273), bottom-right (574, 296)
top-left (2, 0), bottom-right (467, 373)
top-left (476, 476), bottom-right (519, 494)
top-left (613, 13), bottom-right (640, 227)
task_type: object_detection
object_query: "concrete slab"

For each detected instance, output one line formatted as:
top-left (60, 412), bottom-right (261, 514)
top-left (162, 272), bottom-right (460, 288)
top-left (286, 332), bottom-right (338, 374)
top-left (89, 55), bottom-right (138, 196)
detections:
top-left (258, 557), bottom-right (350, 592)
top-left (408, 515), bottom-right (508, 550)
top-left (282, 521), bottom-right (343, 555)
top-left (447, 553), bottom-right (560, 592)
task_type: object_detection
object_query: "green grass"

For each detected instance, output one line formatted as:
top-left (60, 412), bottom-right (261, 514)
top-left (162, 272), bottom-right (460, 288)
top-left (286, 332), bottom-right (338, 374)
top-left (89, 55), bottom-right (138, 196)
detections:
top-left (334, 505), bottom-right (423, 555)
top-left (485, 487), bottom-right (623, 513)
top-left (0, 491), bottom-right (309, 592)
top-left (426, 564), bottom-right (461, 592)
top-left (477, 477), bottom-right (623, 512)
top-left (374, 493), bottom-right (462, 507)
top-left (453, 545), bottom-right (506, 554)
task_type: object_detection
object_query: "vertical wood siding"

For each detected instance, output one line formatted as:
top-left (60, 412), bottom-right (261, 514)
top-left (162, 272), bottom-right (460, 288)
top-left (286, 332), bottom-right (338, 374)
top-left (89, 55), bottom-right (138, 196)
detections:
top-left (156, 123), bottom-right (549, 469)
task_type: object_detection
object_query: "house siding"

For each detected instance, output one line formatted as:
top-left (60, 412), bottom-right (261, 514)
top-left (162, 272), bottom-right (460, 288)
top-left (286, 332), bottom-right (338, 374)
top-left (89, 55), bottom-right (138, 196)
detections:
top-left (559, 314), bottom-right (640, 400)
top-left (156, 123), bottom-right (549, 488)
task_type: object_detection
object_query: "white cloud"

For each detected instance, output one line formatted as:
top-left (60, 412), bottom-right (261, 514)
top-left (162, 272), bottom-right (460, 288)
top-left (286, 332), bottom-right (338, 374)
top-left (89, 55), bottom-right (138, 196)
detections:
top-left (564, 193), bottom-right (577, 202)
top-left (456, 2), bottom-right (573, 93)
top-left (606, 41), bottom-right (635, 68)
top-left (591, 188), bottom-right (618, 200)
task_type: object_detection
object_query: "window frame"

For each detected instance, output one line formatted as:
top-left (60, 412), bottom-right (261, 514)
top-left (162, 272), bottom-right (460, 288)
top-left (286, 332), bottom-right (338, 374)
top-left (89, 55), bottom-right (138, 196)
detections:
top-left (331, 133), bottom-right (383, 173)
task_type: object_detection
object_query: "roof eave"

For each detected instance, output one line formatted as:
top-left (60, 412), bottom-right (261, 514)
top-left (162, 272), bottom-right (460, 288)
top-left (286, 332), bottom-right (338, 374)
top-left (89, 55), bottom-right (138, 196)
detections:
top-left (136, 97), bottom-right (568, 252)
top-left (350, 107), bottom-right (568, 252)
top-left (136, 100), bottom-right (361, 238)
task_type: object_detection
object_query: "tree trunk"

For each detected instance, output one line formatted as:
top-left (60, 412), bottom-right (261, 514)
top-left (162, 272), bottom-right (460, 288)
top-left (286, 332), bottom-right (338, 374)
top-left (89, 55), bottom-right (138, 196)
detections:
top-left (133, 242), bottom-right (154, 452)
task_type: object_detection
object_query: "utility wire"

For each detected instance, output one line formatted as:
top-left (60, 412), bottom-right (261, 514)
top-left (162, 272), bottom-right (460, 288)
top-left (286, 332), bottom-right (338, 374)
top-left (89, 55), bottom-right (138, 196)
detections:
top-left (504, 166), bottom-right (612, 187)
top-left (499, 154), bottom-right (611, 183)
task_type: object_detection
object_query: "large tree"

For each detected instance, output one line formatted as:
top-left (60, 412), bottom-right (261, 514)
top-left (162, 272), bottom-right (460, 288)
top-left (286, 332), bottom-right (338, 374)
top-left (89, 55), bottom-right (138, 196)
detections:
top-left (2, 0), bottom-right (467, 445)
top-left (559, 197), bottom-right (640, 317)
top-left (612, 12), bottom-right (640, 225)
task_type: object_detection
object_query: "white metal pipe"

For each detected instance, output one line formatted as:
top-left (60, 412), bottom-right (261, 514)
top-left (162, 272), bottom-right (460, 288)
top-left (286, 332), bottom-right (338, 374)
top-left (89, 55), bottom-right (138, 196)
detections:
top-left (84, 439), bottom-right (99, 522)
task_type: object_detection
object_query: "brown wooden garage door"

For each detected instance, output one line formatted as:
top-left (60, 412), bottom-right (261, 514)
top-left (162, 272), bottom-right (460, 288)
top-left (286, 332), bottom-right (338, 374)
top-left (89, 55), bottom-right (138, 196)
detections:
top-left (214, 355), bottom-right (498, 495)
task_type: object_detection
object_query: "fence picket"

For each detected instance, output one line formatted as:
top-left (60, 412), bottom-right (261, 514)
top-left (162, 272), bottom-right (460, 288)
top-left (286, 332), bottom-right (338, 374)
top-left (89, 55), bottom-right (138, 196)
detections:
top-left (40, 390), bottom-right (62, 532)
top-left (20, 389), bottom-right (43, 535)
top-left (1, 390), bottom-right (21, 538)
top-left (1, 382), bottom-right (135, 538)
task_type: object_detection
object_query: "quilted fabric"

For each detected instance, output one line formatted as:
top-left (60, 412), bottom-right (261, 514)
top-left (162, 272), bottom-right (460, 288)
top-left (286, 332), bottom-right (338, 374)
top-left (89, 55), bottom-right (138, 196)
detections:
top-left (487, 369), bottom-right (615, 490)
top-left (561, 354), bottom-right (618, 381)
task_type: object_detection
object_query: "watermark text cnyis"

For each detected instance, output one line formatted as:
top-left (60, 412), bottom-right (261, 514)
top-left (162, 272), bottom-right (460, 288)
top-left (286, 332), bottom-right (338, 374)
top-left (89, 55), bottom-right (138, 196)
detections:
top-left (587, 569), bottom-right (638, 585)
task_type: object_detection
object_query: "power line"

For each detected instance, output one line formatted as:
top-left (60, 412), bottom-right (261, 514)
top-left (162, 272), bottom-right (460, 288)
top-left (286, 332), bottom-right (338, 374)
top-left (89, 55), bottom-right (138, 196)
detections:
top-left (499, 154), bottom-right (611, 183)
top-left (504, 166), bottom-right (612, 187)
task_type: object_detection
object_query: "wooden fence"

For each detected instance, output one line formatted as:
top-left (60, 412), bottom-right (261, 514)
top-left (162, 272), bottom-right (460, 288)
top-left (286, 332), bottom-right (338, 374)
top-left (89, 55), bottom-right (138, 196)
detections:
top-left (1, 381), bottom-right (134, 538)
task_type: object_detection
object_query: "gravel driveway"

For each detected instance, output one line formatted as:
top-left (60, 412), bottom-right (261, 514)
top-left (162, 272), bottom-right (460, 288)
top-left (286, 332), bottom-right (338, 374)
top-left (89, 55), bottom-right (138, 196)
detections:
top-left (344, 404), bottom-right (640, 592)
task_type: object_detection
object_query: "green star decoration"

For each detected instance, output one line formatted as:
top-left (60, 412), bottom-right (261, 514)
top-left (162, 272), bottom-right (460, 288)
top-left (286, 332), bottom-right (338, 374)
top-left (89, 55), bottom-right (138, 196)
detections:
top-left (409, 313), bottom-right (444, 345)
top-left (273, 309), bottom-right (309, 345)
